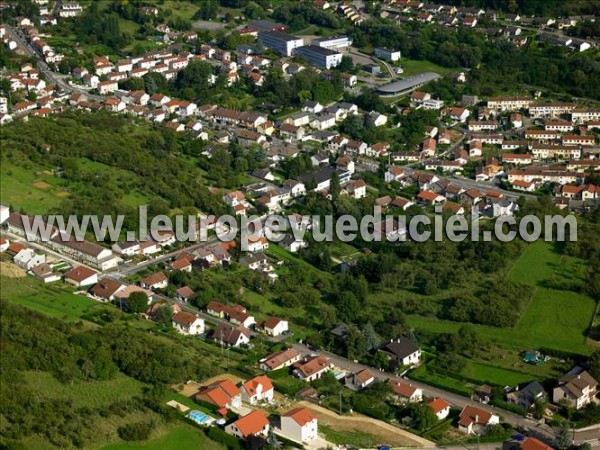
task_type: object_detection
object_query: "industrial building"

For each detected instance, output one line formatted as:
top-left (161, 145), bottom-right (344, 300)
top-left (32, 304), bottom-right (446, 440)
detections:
top-left (377, 72), bottom-right (442, 97)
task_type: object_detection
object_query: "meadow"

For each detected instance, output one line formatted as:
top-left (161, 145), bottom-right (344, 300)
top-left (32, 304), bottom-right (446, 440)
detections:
top-left (100, 426), bottom-right (225, 450)
top-left (408, 241), bottom-right (596, 356)
top-left (0, 273), bottom-right (106, 321)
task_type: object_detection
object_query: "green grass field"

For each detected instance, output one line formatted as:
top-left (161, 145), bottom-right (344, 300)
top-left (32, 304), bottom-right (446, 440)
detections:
top-left (0, 163), bottom-right (65, 213)
top-left (22, 370), bottom-right (146, 409)
top-left (0, 273), bottom-right (105, 321)
top-left (319, 425), bottom-right (382, 448)
top-left (408, 241), bottom-right (596, 356)
top-left (100, 426), bottom-right (225, 450)
top-left (400, 59), bottom-right (460, 77)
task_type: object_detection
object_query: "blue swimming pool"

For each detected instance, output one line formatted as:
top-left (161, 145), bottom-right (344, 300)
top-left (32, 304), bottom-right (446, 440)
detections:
top-left (187, 410), bottom-right (212, 425)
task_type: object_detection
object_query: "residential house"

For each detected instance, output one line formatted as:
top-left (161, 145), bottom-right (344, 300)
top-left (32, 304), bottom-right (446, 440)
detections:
top-left (381, 338), bottom-right (421, 366)
top-left (241, 375), bottom-right (274, 404)
top-left (346, 369), bottom-right (376, 391)
top-left (64, 265), bottom-right (98, 287)
top-left (281, 408), bottom-right (318, 443)
top-left (390, 379), bottom-right (423, 403)
top-left (505, 381), bottom-right (547, 410)
top-left (195, 379), bottom-right (242, 411)
top-left (139, 272), bottom-right (168, 290)
top-left (213, 323), bottom-right (251, 348)
top-left (428, 397), bottom-right (451, 420)
top-left (30, 263), bottom-right (61, 283)
top-left (176, 286), bottom-right (195, 303)
top-left (260, 348), bottom-right (302, 371)
top-left (172, 311), bottom-right (204, 335)
top-left (293, 355), bottom-right (333, 382)
top-left (89, 278), bottom-right (125, 301)
top-left (458, 405), bottom-right (500, 434)
top-left (449, 107), bottom-right (470, 123)
top-left (259, 317), bottom-right (288, 336)
top-left (552, 369), bottom-right (597, 410)
top-left (225, 410), bottom-right (270, 440)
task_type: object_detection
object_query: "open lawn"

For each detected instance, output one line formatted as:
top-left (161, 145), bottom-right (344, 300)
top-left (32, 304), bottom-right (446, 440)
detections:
top-left (0, 163), bottom-right (64, 213)
top-left (0, 273), bottom-right (105, 321)
top-left (408, 241), bottom-right (596, 356)
top-left (100, 426), bottom-right (225, 450)
top-left (400, 59), bottom-right (460, 77)
top-left (22, 370), bottom-right (146, 410)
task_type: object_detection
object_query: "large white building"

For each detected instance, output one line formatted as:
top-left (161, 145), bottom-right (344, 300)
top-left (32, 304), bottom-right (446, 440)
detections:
top-left (312, 35), bottom-right (353, 50)
top-left (295, 45), bottom-right (342, 69)
top-left (258, 31), bottom-right (304, 56)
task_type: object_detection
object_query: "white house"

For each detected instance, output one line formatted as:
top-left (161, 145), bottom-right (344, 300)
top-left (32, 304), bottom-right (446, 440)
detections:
top-left (382, 338), bottom-right (421, 366)
top-left (458, 405), bottom-right (500, 434)
top-left (171, 311), bottom-right (204, 335)
top-left (112, 241), bottom-right (140, 257)
top-left (281, 407), bottom-right (318, 443)
top-left (390, 380), bottom-right (423, 403)
top-left (139, 272), bottom-right (168, 290)
top-left (552, 369), bottom-right (597, 410)
top-left (428, 397), bottom-right (451, 420)
top-left (13, 248), bottom-right (45, 270)
top-left (261, 317), bottom-right (288, 336)
top-left (241, 375), bottom-right (274, 404)
top-left (293, 355), bottom-right (332, 382)
top-left (64, 265), bottom-right (98, 287)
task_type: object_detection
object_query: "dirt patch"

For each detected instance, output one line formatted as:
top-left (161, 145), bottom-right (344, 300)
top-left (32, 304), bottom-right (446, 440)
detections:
top-left (175, 381), bottom-right (204, 397)
top-left (55, 191), bottom-right (70, 197)
top-left (175, 373), bottom-right (246, 398)
top-left (0, 261), bottom-right (27, 278)
top-left (33, 181), bottom-right (51, 189)
top-left (296, 401), bottom-right (433, 448)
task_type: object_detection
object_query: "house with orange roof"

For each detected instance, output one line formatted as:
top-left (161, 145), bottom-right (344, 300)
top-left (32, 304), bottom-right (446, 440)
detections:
top-left (240, 375), bottom-right (274, 404)
top-left (428, 397), bottom-right (451, 420)
top-left (259, 348), bottom-right (301, 371)
top-left (195, 379), bottom-right (242, 412)
top-left (281, 407), bottom-right (318, 442)
top-left (225, 410), bottom-right (270, 439)
top-left (520, 437), bottom-right (554, 450)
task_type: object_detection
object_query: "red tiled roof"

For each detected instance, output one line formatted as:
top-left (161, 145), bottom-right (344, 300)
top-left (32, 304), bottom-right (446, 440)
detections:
top-left (428, 397), bottom-right (451, 414)
top-left (233, 410), bottom-right (269, 438)
top-left (282, 407), bottom-right (316, 426)
top-left (242, 375), bottom-right (273, 396)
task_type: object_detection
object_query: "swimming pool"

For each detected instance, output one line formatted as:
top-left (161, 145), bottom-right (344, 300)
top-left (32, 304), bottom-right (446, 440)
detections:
top-left (187, 410), bottom-right (213, 425)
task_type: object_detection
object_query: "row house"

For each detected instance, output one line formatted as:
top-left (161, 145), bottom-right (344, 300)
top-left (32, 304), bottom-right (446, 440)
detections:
top-left (544, 120), bottom-right (573, 132)
top-left (487, 96), bottom-right (531, 111)
top-left (571, 109), bottom-right (600, 124)
top-left (468, 120), bottom-right (497, 131)
top-left (529, 103), bottom-right (576, 119)
top-left (530, 142), bottom-right (581, 160)
top-left (508, 168), bottom-right (581, 185)
top-left (562, 135), bottom-right (595, 146)
top-left (524, 130), bottom-right (560, 141)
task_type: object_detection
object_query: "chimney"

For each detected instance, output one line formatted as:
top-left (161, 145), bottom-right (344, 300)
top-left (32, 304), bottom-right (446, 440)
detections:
top-left (474, 415), bottom-right (479, 424)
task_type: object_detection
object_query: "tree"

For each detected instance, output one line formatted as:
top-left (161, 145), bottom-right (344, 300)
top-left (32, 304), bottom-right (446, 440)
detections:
top-left (589, 349), bottom-right (600, 381)
top-left (338, 55), bottom-right (354, 72)
top-left (411, 403), bottom-right (438, 431)
top-left (154, 305), bottom-right (173, 324)
top-left (554, 422), bottom-right (572, 450)
top-left (126, 292), bottom-right (149, 313)
top-left (330, 171), bottom-right (341, 202)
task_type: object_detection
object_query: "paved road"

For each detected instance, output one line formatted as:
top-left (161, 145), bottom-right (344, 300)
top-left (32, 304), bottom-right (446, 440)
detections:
top-left (291, 344), bottom-right (556, 442)
top-left (6, 24), bottom-right (108, 101)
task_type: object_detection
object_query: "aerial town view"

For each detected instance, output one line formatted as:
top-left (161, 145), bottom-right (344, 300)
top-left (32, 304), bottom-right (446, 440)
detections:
top-left (0, 0), bottom-right (599, 449)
